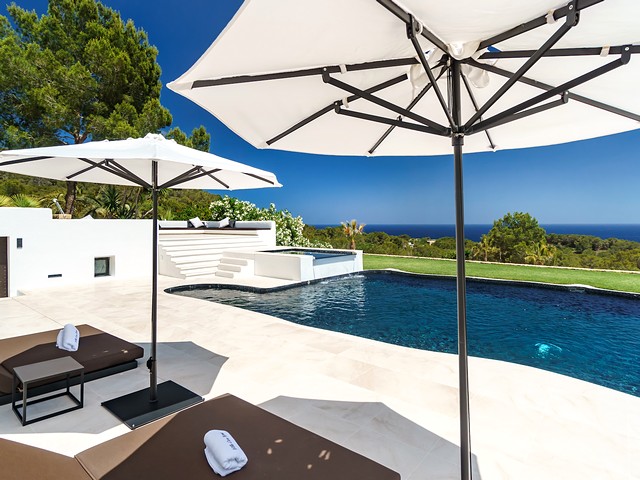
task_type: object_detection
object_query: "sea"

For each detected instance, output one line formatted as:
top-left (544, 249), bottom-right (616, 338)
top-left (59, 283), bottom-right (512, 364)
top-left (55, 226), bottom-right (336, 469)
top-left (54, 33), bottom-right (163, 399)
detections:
top-left (312, 224), bottom-right (640, 243)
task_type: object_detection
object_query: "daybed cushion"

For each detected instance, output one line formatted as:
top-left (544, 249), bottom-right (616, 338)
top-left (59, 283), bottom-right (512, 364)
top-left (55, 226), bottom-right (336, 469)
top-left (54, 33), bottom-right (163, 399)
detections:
top-left (188, 217), bottom-right (205, 228)
top-left (0, 438), bottom-right (92, 480)
top-left (234, 220), bottom-right (272, 229)
top-left (158, 220), bottom-right (188, 229)
top-left (0, 325), bottom-right (143, 395)
top-left (205, 217), bottom-right (229, 228)
top-left (76, 394), bottom-right (400, 480)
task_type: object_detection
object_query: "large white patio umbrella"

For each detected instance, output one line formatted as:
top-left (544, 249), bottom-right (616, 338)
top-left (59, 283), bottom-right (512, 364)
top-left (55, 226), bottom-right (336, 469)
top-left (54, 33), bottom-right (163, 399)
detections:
top-left (167, 0), bottom-right (639, 477)
top-left (0, 133), bottom-right (281, 427)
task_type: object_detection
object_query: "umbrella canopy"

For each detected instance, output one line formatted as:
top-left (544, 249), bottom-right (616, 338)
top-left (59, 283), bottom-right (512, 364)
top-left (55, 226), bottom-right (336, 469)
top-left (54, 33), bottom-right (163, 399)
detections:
top-left (168, 0), bottom-right (639, 157)
top-left (0, 133), bottom-right (281, 190)
top-left (168, 0), bottom-right (639, 477)
top-left (0, 133), bottom-right (280, 427)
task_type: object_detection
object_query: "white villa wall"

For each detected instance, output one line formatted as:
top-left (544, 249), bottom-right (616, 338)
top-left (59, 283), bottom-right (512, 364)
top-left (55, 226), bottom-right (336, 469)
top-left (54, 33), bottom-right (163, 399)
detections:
top-left (0, 208), bottom-right (150, 296)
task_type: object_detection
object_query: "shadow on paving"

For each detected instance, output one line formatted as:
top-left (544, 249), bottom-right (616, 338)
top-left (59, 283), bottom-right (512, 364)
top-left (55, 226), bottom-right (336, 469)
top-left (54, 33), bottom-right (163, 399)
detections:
top-left (259, 396), bottom-right (482, 479)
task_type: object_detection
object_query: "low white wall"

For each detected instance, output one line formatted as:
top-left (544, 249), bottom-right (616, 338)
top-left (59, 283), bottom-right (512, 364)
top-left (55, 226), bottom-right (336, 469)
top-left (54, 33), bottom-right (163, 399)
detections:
top-left (0, 208), bottom-right (150, 296)
top-left (313, 254), bottom-right (363, 278)
top-left (253, 252), bottom-right (314, 281)
top-left (253, 249), bottom-right (363, 281)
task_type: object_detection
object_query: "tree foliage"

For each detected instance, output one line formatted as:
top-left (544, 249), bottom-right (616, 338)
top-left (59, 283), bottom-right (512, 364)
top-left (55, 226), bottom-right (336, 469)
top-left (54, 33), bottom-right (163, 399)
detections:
top-left (305, 213), bottom-right (639, 272)
top-left (1, 0), bottom-right (172, 148)
top-left (0, 0), bottom-right (208, 214)
top-left (167, 125), bottom-right (210, 152)
top-left (210, 195), bottom-right (328, 247)
top-left (479, 212), bottom-right (549, 264)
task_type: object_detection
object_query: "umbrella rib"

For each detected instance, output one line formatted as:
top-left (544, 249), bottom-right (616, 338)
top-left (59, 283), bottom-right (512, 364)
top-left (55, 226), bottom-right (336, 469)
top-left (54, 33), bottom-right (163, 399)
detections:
top-left (66, 159), bottom-right (108, 179)
top-left (162, 167), bottom-right (228, 189)
top-left (460, 73), bottom-right (496, 150)
top-left (369, 64), bottom-right (449, 154)
top-left (480, 45), bottom-right (640, 60)
top-left (267, 73), bottom-right (408, 146)
top-left (71, 158), bottom-right (150, 189)
top-left (478, 0), bottom-right (603, 50)
top-left (201, 170), bottom-right (230, 190)
top-left (376, 0), bottom-right (448, 53)
top-left (0, 155), bottom-right (51, 167)
top-left (191, 57), bottom-right (419, 88)
top-left (466, 53), bottom-right (631, 135)
top-left (105, 159), bottom-right (151, 189)
top-left (465, 3), bottom-right (579, 130)
top-left (336, 107), bottom-right (447, 135)
top-left (470, 94), bottom-right (570, 134)
top-left (368, 84), bottom-right (433, 154)
top-left (407, 15), bottom-right (455, 128)
top-left (466, 50), bottom-right (640, 126)
top-left (323, 71), bottom-right (448, 134)
top-left (157, 166), bottom-right (202, 189)
top-left (242, 172), bottom-right (277, 185)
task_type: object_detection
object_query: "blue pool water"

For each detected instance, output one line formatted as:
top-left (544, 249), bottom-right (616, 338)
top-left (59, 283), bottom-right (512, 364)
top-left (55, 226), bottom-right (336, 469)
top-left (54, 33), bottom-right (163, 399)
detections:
top-left (172, 272), bottom-right (640, 396)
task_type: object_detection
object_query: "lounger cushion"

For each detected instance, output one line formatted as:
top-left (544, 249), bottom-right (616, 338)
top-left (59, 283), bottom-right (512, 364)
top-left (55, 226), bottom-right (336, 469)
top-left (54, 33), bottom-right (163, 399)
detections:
top-left (0, 325), bottom-right (143, 395)
top-left (0, 438), bottom-right (92, 480)
top-left (76, 394), bottom-right (400, 480)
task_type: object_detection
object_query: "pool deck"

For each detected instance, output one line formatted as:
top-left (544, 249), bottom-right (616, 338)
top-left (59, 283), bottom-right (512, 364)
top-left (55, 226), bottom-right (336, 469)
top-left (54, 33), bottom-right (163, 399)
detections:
top-left (1, 273), bottom-right (638, 479)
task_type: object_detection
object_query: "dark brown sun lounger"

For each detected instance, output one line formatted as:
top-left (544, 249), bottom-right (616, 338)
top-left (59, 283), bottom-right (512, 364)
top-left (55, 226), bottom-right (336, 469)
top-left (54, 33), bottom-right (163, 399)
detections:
top-left (0, 438), bottom-right (92, 480)
top-left (77, 393), bottom-right (401, 480)
top-left (0, 325), bottom-right (143, 405)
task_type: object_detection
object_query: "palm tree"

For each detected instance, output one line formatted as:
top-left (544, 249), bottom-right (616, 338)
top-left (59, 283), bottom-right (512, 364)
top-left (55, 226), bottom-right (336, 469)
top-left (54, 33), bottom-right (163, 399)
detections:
top-left (84, 185), bottom-right (136, 219)
top-left (525, 241), bottom-right (557, 266)
top-left (471, 235), bottom-right (498, 262)
top-left (341, 219), bottom-right (365, 250)
top-left (0, 194), bottom-right (41, 208)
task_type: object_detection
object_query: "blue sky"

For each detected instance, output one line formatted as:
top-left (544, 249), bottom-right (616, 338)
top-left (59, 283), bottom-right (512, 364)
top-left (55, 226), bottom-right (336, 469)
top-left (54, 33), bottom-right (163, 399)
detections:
top-left (9, 0), bottom-right (640, 225)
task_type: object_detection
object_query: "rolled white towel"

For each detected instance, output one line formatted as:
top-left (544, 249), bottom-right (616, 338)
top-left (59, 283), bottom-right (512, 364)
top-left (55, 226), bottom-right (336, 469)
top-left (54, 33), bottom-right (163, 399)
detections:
top-left (56, 324), bottom-right (80, 351)
top-left (204, 430), bottom-right (248, 476)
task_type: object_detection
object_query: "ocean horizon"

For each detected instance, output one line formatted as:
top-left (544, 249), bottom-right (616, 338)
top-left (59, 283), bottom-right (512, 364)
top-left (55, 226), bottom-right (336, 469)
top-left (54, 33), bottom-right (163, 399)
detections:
top-left (312, 224), bottom-right (640, 243)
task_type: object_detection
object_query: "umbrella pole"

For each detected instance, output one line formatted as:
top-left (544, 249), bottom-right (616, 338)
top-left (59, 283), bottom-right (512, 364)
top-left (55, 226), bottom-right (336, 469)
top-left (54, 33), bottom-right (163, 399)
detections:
top-left (150, 160), bottom-right (158, 403)
top-left (100, 158), bottom-right (203, 428)
top-left (452, 60), bottom-right (472, 480)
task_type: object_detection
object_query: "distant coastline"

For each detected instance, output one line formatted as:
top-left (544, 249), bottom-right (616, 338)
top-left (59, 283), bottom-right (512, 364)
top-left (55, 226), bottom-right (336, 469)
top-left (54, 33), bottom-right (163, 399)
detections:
top-left (312, 224), bottom-right (640, 243)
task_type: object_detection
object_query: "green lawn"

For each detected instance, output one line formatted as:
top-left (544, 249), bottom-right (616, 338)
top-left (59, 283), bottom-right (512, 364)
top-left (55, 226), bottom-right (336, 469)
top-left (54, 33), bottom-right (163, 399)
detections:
top-left (363, 254), bottom-right (640, 294)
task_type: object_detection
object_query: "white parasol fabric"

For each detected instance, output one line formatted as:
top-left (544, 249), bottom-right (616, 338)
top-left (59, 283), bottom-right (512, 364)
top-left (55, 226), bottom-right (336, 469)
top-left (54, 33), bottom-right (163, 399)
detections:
top-left (167, 0), bottom-right (639, 477)
top-left (168, 0), bottom-right (639, 156)
top-left (0, 133), bottom-right (281, 190)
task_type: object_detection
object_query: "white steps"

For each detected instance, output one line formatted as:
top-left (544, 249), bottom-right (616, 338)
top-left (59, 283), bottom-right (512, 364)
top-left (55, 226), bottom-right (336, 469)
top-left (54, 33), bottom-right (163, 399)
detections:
top-left (214, 253), bottom-right (255, 279)
top-left (158, 229), bottom-right (272, 279)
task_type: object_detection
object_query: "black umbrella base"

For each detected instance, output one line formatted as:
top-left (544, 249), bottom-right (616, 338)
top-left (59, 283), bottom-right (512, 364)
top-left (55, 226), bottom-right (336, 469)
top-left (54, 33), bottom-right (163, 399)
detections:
top-left (102, 380), bottom-right (203, 429)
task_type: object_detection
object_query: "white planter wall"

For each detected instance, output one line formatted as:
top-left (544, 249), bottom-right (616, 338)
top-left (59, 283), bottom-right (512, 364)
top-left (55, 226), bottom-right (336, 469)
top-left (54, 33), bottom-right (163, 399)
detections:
top-left (0, 208), bottom-right (150, 296)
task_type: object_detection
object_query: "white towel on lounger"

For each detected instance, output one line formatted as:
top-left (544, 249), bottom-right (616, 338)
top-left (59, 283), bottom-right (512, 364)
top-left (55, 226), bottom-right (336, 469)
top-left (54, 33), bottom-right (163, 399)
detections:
top-left (204, 430), bottom-right (248, 476)
top-left (56, 323), bottom-right (80, 351)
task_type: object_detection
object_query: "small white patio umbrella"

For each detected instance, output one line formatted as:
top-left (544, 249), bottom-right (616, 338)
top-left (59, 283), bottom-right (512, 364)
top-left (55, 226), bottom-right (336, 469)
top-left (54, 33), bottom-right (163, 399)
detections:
top-left (0, 133), bottom-right (281, 427)
top-left (167, 0), bottom-right (639, 476)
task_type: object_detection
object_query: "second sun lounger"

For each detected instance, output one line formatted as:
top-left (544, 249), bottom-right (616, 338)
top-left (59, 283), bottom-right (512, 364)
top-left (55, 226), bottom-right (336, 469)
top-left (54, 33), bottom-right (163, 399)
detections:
top-left (77, 393), bottom-right (401, 479)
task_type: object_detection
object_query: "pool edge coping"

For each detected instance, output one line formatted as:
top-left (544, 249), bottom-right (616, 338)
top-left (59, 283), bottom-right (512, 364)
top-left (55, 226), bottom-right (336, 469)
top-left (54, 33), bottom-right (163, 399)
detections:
top-left (165, 268), bottom-right (640, 299)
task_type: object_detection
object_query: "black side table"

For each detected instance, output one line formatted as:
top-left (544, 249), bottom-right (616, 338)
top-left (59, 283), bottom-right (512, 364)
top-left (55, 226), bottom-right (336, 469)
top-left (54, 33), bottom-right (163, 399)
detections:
top-left (11, 356), bottom-right (85, 426)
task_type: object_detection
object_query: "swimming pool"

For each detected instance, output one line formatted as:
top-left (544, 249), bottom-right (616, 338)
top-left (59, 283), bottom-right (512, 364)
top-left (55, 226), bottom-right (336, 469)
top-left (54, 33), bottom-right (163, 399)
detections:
top-left (171, 272), bottom-right (640, 397)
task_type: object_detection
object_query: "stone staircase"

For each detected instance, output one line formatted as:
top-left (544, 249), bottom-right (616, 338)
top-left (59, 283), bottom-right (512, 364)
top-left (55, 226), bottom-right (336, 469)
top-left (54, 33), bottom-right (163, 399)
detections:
top-left (214, 252), bottom-right (255, 279)
top-left (158, 229), bottom-right (270, 279)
